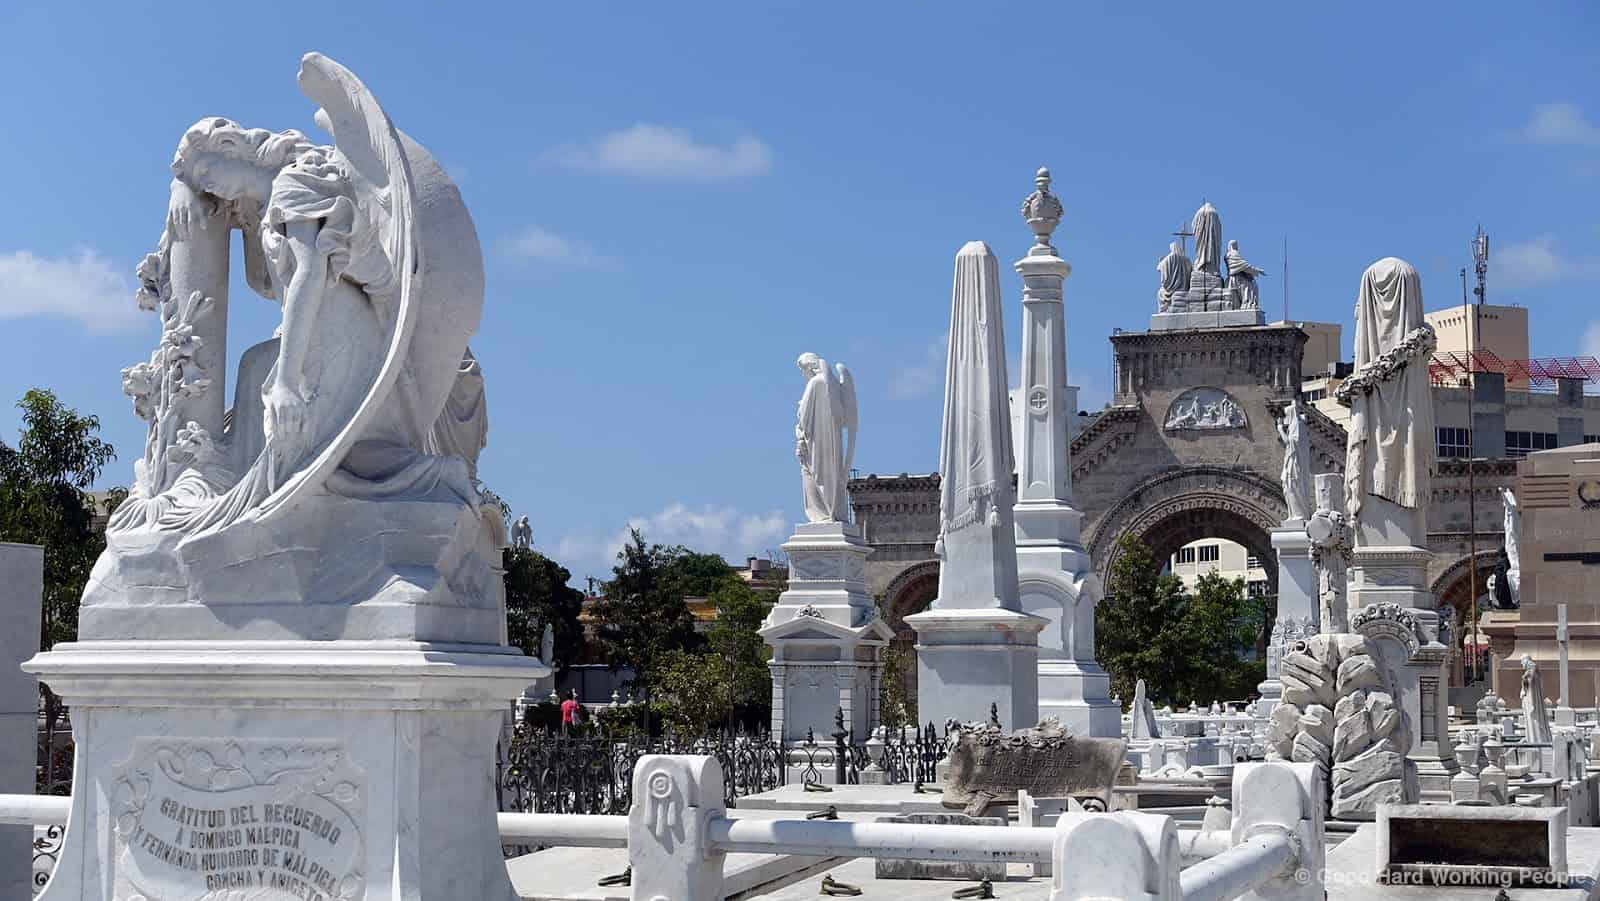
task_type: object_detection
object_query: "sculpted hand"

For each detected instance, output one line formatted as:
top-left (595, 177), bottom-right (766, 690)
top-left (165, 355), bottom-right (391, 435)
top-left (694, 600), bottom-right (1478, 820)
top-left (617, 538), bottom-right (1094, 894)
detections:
top-left (263, 381), bottom-right (311, 448)
top-left (167, 179), bottom-right (211, 242)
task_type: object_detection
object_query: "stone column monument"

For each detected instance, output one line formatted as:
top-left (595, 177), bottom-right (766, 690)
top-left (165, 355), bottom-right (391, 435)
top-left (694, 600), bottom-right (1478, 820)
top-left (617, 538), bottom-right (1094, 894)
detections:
top-left (1336, 257), bottom-right (1456, 801)
top-left (1260, 399), bottom-right (1318, 718)
top-left (1011, 168), bottom-right (1117, 736)
top-left (906, 241), bottom-right (1046, 730)
top-left (26, 54), bottom-right (545, 901)
top-left (761, 353), bottom-right (891, 742)
top-left (0, 543), bottom-right (42, 901)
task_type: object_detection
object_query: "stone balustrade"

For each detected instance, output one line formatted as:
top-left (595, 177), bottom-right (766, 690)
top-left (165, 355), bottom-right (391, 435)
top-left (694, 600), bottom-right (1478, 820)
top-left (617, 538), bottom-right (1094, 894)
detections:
top-left (1, 756), bottom-right (1324, 900)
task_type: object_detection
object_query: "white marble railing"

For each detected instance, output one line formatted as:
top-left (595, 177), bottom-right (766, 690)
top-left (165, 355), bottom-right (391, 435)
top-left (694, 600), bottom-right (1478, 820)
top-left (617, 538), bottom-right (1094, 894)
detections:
top-left (2, 757), bottom-right (1324, 900)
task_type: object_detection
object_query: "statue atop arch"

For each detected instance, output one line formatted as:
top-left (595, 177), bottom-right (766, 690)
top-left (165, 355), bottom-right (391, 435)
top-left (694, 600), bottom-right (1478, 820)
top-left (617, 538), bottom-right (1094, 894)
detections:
top-left (85, 53), bottom-right (499, 642)
top-left (1150, 201), bottom-right (1267, 328)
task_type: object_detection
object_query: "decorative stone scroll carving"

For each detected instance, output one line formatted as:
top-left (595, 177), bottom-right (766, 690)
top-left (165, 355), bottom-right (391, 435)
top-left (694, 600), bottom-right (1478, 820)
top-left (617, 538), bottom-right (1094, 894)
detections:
top-left (1267, 634), bottom-right (1416, 819)
top-left (941, 718), bottom-right (1127, 816)
top-left (1351, 602), bottom-right (1423, 656)
top-left (1163, 388), bottom-right (1247, 431)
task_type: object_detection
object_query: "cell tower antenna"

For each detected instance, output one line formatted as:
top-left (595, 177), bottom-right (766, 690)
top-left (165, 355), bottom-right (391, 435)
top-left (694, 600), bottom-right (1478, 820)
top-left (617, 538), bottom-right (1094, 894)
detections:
top-left (1472, 225), bottom-right (1489, 306)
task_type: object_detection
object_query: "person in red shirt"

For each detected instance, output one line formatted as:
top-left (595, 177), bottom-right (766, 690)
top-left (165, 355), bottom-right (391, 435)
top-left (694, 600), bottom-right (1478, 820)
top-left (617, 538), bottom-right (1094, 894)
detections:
top-left (560, 690), bottom-right (583, 730)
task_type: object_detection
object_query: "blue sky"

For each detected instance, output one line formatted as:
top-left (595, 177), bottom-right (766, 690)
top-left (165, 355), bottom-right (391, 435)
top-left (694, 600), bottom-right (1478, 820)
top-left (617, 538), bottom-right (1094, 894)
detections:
top-left (0, 3), bottom-right (1596, 584)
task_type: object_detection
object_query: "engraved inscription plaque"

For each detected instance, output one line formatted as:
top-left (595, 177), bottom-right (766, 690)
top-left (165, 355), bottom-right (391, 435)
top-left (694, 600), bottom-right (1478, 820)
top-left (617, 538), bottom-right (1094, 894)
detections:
top-left (110, 738), bottom-right (366, 901)
top-left (941, 718), bottom-right (1128, 816)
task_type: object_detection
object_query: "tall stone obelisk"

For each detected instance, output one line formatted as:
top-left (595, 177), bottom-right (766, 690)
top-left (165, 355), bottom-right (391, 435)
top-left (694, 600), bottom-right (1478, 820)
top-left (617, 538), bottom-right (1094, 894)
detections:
top-left (906, 241), bottom-right (1046, 730)
top-left (1011, 168), bottom-right (1118, 736)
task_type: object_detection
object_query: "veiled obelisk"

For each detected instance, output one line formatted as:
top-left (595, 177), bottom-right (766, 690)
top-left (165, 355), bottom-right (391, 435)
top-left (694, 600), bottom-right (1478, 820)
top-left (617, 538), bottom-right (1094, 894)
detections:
top-left (906, 241), bottom-right (1045, 730)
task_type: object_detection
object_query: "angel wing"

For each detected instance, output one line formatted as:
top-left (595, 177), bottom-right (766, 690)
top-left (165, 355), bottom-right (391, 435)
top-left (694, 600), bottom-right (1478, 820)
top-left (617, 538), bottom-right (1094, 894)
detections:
top-left (835, 363), bottom-right (858, 475)
top-left (250, 52), bottom-right (420, 523)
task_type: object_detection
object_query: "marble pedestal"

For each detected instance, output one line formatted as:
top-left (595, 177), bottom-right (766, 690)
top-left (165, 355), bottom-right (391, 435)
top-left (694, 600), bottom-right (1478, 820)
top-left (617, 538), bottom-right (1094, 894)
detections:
top-left (25, 640), bottom-right (546, 901)
top-left (1015, 506), bottom-right (1119, 737)
top-left (1349, 540), bottom-right (1457, 801)
top-left (761, 522), bottom-right (891, 742)
top-left (1258, 523), bottom-right (1317, 720)
top-left (904, 608), bottom-right (1044, 731)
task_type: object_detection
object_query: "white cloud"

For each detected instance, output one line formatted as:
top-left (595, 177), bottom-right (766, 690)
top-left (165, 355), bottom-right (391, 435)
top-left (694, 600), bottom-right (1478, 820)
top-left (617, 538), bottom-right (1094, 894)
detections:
top-left (888, 332), bottom-right (947, 399)
top-left (556, 502), bottom-right (788, 580)
top-left (1496, 235), bottom-right (1600, 288)
top-left (547, 124), bottom-right (772, 181)
top-left (0, 249), bottom-right (141, 333)
top-left (1583, 321), bottom-right (1600, 361)
top-left (499, 227), bottom-right (613, 269)
top-left (1514, 103), bottom-right (1600, 148)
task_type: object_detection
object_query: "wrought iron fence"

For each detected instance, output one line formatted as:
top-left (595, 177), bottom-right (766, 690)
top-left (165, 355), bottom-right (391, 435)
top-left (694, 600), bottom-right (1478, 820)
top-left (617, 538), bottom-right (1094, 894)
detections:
top-left (497, 720), bottom-right (950, 816)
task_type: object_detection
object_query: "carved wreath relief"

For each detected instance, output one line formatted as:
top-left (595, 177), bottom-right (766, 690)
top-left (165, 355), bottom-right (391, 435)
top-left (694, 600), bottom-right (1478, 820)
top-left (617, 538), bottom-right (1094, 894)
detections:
top-left (111, 738), bottom-right (365, 901)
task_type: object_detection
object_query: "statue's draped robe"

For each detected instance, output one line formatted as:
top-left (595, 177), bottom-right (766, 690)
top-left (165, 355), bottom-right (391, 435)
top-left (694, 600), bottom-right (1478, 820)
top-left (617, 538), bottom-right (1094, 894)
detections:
top-left (1345, 258), bottom-right (1434, 520)
top-left (797, 368), bottom-right (847, 522)
top-left (1192, 203), bottom-right (1224, 280)
top-left (1522, 665), bottom-right (1552, 743)
top-left (1157, 248), bottom-right (1190, 306)
top-left (424, 350), bottom-right (489, 481)
top-left (938, 242), bottom-right (1015, 537)
top-left (1281, 416), bottom-right (1311, 521)
top-left (1226, 247), bottom-right (1259, 308)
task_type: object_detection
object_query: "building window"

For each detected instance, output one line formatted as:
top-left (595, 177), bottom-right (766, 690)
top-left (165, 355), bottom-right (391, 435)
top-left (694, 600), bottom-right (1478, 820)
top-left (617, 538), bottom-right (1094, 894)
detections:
top-left (1198, 544), bottom-right (1220, 564)
top-left (1246, 555), bottom-right (1261, 570)
top-left (1248, 580), bottom-right (1271, 599)
top-left (1436, 427), bottom-right (1471, 459)
top-left (1505, 431), bottom-right (1558, 458)
top-left (1175, 547), bottom-right (1196, 565)
top-left (1303, 389), bottom-right (1326, 402)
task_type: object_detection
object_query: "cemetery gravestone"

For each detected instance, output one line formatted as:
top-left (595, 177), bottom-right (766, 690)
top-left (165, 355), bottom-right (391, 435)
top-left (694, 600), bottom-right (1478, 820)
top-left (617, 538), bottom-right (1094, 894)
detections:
top-left (941, 718), bottom-right (1127, 816)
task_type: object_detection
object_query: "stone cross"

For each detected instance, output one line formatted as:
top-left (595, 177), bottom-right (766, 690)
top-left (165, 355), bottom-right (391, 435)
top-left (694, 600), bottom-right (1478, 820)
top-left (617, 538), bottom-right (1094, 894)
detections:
top-left (1171, 223), bottom-right (1194, 257)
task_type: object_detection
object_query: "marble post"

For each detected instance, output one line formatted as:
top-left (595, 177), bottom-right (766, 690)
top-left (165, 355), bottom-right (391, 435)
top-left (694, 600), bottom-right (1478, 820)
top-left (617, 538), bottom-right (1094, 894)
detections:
top-left (1557, 604), bottom-right (1577, 727)
top-left (760, 522), bottom-right (892, 742)
top-left (1011, 168), bottom-right (1118, 737)
top-left (1259, 521), bottom-right (1316, 721)
top-left (0, 543), bottom-right (42, 901)
top-left (906, 241), bottom-right (1045, 731)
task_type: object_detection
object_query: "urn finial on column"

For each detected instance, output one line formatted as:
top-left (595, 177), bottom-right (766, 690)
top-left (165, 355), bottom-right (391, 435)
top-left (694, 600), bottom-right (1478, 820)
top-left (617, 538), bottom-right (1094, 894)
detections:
top-left (1021, 166), bottom-right (1063, 255)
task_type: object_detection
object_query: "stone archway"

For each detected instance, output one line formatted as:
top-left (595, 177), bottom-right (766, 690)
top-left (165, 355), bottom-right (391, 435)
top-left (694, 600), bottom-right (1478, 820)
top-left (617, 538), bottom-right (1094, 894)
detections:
top-left (1087, 466), bottom-right (1287, 588)
top-left (880, 560), bottom-right (939, 714)
top-left (1431, 550), bottom-right (1501, 688)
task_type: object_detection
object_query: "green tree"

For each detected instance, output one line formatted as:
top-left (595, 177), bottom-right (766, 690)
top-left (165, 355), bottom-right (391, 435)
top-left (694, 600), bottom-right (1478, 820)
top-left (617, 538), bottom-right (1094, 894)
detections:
top-left (0, 389), bottom-right (116, 650)
top-left (1095, 534), bottom-right (1265, 707)
top-left (653, 578), bottom-right (773, 731)
top-left (589, 528), bottom-right (704, 688)
top-left (503, 547), bottom-right (587, 674)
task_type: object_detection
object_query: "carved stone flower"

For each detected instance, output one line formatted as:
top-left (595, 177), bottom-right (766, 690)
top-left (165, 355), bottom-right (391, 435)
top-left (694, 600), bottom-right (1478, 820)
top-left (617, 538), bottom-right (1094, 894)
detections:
top-left (121, 362), bottom-right (157, 421)
top-left (134, 252), bottom-right (165, 312)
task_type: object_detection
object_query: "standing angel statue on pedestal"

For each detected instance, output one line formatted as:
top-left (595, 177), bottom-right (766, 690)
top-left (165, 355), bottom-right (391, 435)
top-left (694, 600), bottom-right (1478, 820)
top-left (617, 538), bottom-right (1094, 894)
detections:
top-left (794, 353), bottom-right (858, 523)
top-left (1500, 487), bottom-right (1522, 606)
top-left (1276, 398), bottom-right (1312, 522)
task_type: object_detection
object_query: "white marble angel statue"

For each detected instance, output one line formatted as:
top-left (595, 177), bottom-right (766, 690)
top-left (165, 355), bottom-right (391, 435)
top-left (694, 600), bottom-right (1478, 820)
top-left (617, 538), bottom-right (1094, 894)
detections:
top-left (511, 515), bottom-right (533, 551)
top-left (86, 53), bottom-right (497, 641)
top-left (794, 353), bottom-right (858, 523)
top-left (1521, 654), bottom-right (1552, 744)
top-left (1500, 486), bottom-right (1522, 605)
top-left (1276, 398), bottom-right (1312, 521)
top-left (1225, 240), bottom-right (1266, 310)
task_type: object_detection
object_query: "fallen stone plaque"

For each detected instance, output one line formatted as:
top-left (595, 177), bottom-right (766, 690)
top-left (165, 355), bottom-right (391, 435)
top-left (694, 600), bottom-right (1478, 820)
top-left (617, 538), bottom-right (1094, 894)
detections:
top-left (872, 813), bottom-right (1006, 881)
top-left (942, 718), bottom-right (1128, 816)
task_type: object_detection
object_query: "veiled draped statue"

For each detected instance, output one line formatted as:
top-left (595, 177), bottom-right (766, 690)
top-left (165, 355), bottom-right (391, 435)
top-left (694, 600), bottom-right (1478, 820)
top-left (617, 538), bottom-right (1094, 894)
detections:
top-left (1156, 241), bottom-right (1191, 311)
top-left (1276, 398), bottom-right (1312, 521)
top-left (1191, 202), bottom-right (1225, 282)
top-left (1338, 258), bottom-right (1436, 539)
top-left (88, 54), bottom-right (497, 641)
top-left (795, 353), bottom-right (858, 523)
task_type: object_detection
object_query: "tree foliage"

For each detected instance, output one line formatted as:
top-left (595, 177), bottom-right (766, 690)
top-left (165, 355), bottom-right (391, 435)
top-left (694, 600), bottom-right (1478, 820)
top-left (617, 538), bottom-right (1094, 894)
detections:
top-left (0, 390), bottom-right (117, 650)
top-left (1095, 533), bottom-right (1265, 707)
top-left (503, 547), bottom-right (587, 673)
top-left (589, 528), bottom-right (725, 687)
top-left (653, 578), bottom-right (773, 731)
